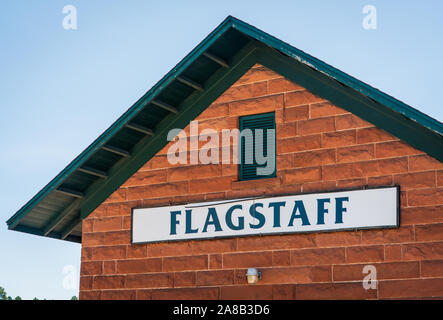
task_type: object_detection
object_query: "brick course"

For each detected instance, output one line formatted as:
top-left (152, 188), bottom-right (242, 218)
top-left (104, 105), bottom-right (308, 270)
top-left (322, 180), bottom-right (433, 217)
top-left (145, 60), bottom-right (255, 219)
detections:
top-left (79, 64), bottom-right (443, 300)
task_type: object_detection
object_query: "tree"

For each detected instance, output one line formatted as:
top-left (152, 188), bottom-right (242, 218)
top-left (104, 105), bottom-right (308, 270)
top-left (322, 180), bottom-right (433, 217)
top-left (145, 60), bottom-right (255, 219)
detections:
top-left (0, 287), bottom-right (7, 300)
top-left (71, 296), bottom-right (78, 300)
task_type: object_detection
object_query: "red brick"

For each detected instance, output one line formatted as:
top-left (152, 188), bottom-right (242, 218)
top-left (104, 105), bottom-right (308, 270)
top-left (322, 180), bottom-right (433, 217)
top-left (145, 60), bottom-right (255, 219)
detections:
top-left (322, 130), bottom-right (356, 148)
top-left (378, 157), bottom-right (409, 175)
top-left (277, 122), bottom-right (297, 138)
top-left (415, 223), bottom-right (443, 241)
top-left (278, 134), bottom-right (321, 153)
top-left (302, 181), bottom-right (336, 193)
top-left (356, 127), bottom-right (396, 144)
top-left (101, 290), bottom-right (136, 300)
top-left (191, 238), bottom-right (237, 254)
top-left (291, 247), bottom-right (345, 266)
top-left (80, 276), bottom-right (93, 290)
top-left (79, 291), bottom-right (101, 300)
top-left (273, 284), bottom-right (296, 299)
top-left (395, 171), bottom-right (436, 190)
top-left (277, 153), bottom-right (293, 170)
top-left (285, 90), bottom-right (325, 107)
top-left (92, 246), bottom-right (126, 261)
top-left (189, 177), bottom-right (232, 194)
top-left (379, 278), bottom-right (443, 299)
top-left (103, 261), bottom-right (116, 274)
top-left (409, 155), bottom-right (443, 172)
top-left (199, 103), bottom-right (229, 119)
top-left (333, 262), bottom-right (419, 281)
top-left (196, 270), bottom-right (235, 286)
top-left (336, 178), bottom-right (367, 188)
top-left (401, 205), bottom-right (443, 225)
top-left (227, 188), bottom-right (266, 199)
top-left (209, 254), bottom-right (222, 269)
top-left (125, 273), bottom-right (173, 289)
top-left (223, 251), bottom-right (273, 268)
top-left (82, 219), bottom-right (94, 233)
top-left (106, 203), bottom-right (134, 217)
top-left (292, 149), bottom-right (336, 168)
top-left (314, 231), bottom-right (361, 247)
top-left (335, 114), bottom-right (372, 130)
top-left (116, 258), bottom-right (162, 274)
top-left (232, 177), bottom-right (281, 190)
top-left (346, 245), bottom-right (384, 263)
top-left (127, 182), bottom-right (188, 200)
top-left (148, 241), bottom-right (193, 257)
top-left (150, 287), bottom-right (220, 300)
top-left (283, 167), bottom-right (321, 184)
top-left (174, 272), bottom-right (196, 287)
top-left (421, 260), bottom-right (443, 278)
top-left (167, 165), bottom-right (221, 182)
top-left (82, 232), bottom-right (105, 247)
top-left (438, 171), bottom-right (443, 187)
top-left (353, 158), bottom-right (408, 177)
top-left (258, 265), bottom-right (331, 284)
top-left (104, 231), bottom-right (130, 245)
top-left (127, 245), bottom-right (148, 259)
top-left (149, 155), bottom-right (173, 169)
top-left (297, 117), bottom-right (335, 135)
top-left (295, 282), bottom-right (377, 300)
top-left (81, 261), bottom-right (102, 276)
top-left (235, 65), bottom-right (281, 85)
top-left (122, 170), bottom-right (167, 187)
top-left (310, 102), bottom-right (347, 118)
top-left (93, 275), bottom-right (125, 290)
top-left (81, 247), bottom-right (92, 261)
top-left (361, 227), bottom-right (413, 244)
top-left (272, 250), bottom-right (291, 266)
top-left (216, 81), bottom-right (267, 104)
top-left (384, 245), bottom-right (402, 261)
top-left (105, 189), bottom-right (126, 203)
top-left (163, 255), bottom-right (208, 272)
top-left (322, 163), bottom-right (354, 181)
top-left (337, 144), bottom-right (375, 163)
top-left (403, 242), bottom-right (443, 261)
top-left (376, 141), bottom-right (421, 158)
top-left (229, 94), bottom-right (283, 116)
top-left (408, 188), bottom-right (443, 206)
top-left (221, 285), bottom-right (273, 300)
top-left (285, 105), bottom-right (309, 121)
top-left (237, 234), bottom-right (316, 251)
top-left (268, 78), bottom-right (303, 94)
top-left (93, 217), bottom-right (122, 232)
top-left (367, 175), bottom-right (393, 187)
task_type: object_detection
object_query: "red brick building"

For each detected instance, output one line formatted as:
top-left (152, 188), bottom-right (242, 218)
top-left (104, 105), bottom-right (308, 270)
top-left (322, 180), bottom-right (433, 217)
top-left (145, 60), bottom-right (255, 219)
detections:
top-left (7, 17), bottom-right (443, 300)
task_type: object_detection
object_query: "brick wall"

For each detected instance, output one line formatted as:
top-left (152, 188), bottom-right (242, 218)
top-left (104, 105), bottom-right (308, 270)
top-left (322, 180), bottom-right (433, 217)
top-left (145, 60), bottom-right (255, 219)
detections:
top-left (79, 64), bottom-right (443, 300)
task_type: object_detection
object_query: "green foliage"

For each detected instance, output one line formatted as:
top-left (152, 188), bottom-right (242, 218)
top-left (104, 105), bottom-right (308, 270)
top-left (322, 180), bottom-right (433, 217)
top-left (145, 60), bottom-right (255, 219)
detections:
top-left (0, 287), bottom-right (7, 300)
top-left (71, 296), bottom-right (78, 300)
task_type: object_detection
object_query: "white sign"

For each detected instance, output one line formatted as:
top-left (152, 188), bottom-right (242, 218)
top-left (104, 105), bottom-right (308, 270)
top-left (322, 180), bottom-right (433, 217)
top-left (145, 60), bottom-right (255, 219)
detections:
top-left (132, 186), bottom-right (399, 244)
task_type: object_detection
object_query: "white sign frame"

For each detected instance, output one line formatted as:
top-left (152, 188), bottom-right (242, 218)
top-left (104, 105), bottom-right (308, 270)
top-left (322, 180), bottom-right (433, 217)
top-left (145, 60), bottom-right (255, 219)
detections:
top-left (131, 186), bottom-right (399, 244)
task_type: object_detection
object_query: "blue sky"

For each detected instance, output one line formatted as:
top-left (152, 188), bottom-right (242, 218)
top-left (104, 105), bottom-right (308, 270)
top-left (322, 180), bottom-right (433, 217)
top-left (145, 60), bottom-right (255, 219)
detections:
top-left (0, 0), bottom-right (441, 299)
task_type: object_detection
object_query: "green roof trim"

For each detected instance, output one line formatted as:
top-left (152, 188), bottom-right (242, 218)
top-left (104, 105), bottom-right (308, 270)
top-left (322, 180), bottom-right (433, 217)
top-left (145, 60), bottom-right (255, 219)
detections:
top-left (6, 16), bottom-right (443, 242)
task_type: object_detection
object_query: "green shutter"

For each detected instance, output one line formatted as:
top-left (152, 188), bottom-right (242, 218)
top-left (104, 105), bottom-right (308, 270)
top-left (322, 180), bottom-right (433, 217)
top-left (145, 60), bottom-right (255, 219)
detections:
top-left (239, 112), bottom-right (276, 181)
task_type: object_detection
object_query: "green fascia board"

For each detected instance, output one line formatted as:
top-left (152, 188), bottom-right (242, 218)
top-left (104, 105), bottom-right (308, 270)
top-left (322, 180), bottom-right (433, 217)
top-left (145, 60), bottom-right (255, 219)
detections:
top-left (6, 16), bottom-right (443, 237)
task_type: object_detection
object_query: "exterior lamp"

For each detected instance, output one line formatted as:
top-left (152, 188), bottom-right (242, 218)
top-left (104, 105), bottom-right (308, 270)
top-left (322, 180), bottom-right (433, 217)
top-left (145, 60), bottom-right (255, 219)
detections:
top-left (246, 268), bottom-right (262, 284)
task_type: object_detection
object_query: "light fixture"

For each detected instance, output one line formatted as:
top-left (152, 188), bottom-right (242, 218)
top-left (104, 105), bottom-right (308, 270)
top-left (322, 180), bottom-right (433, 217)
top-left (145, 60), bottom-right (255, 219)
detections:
top-left (245, 268), bottom-right (262, 284)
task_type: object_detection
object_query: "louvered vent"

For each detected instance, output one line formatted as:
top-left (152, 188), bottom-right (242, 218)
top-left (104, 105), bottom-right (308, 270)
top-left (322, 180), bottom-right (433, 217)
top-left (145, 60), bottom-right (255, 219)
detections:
top-left (239, 112), bottom-right (276, 181)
